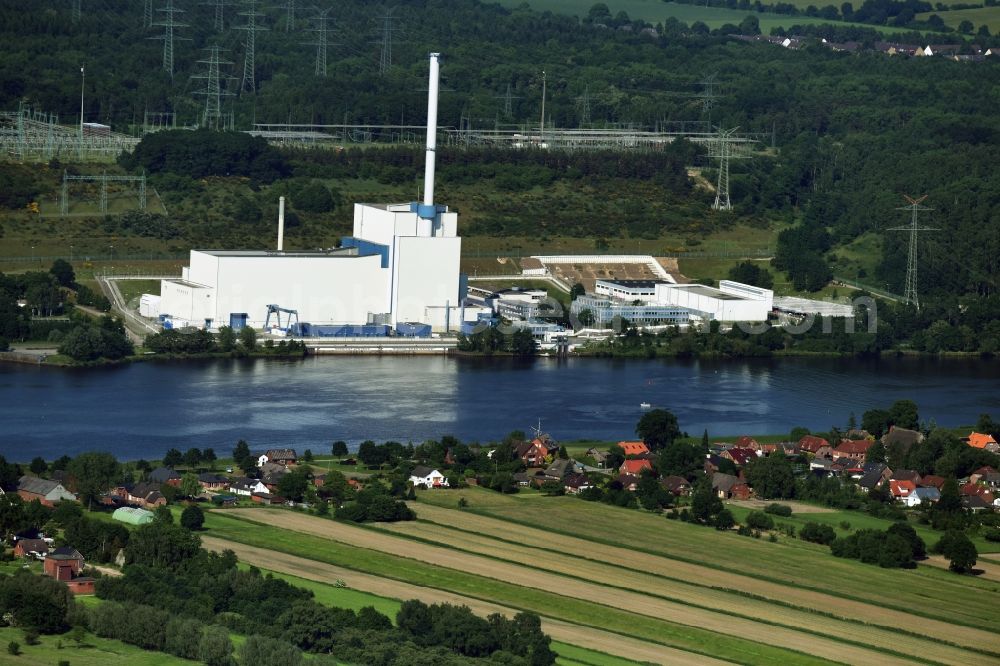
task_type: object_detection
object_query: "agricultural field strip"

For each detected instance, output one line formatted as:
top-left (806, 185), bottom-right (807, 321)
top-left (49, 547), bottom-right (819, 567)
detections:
top-left (921, 554), bottom-right (1000, 582)
top-left (203, 513), bottom-right (808, 665)
top-left (445, 496), bottom-right (1000, 629)
top-left (409, 503), bottom-right (998, 649)
top-left (225, 509), bottom-right (927, 666)
top-left (373, 519), bottom-right (992, 665)
top-left (201, 536), bottom-right (729, 666)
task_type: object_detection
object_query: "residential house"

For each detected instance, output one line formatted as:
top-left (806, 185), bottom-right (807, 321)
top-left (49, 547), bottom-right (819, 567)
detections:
top-left (409, 466), bottom-right (449, 488)
top-left (918, 474), bottom-right (946, 490)
top-left (258, 449), bottom-right (298, 467)
top-left (45, 546), bottom-right (94, 594)
top-left (124, 481), bottom-right (167, 509)
top-left (965, 432), bottom-right (999, 453)
top-left (891, 469), bottom-right (922, 485)
top-left (513, 437), bottom-right (557, 467)
top-left (722, 447), bottom-right (758, 467)
top-left (734, 436), bottom-right (762, 451)
top-left (250, 491), bottom-right (283, 505)
top-left (963, 495), bottom-right (991, 512)
top-left (970, 466), bottom-right (1000, 487)
top-left (617, 441), bottom-right (650, 457)
top-left (13, 538), bottom-right (49, 558)
top-left (620, 459), bottom-right (653, 476)
top-left (832, 440), bottom-right (873, 463)
top-left (890, 479), bottom-right (916, 500)
top-left (858, 463), bottom-right (892, 492)
top-left (230, 477), bottom-right (269, 496)
top-left (17, 476), bottom-right (77, 506)
top-left (149, 467), bottom-right (182, 486)
top-left (960, 482), bottom-right (995, 506)
top-left (905, 486), bottom-right (941, 507)
top-left (882, 426), bottom-right (924, 456)
top-left (562, 473), bottom-right (592, 494)
top-left (585, 447), bottom-right (609, 467)
top-left (798, 435), bottom-right (830, 456)
top-left (615, 474), bottom-right (639, 492)
top-left (544, 459), bottom-right (574, 481)
top-left (712, 473), bottom-right (740, 499)
top-left (313, 474), bottom-right (326, 488)
top-left (198, 473), bottom-right (229, 491)
top-left (660, 476), bottom-right (692, 496)
top-left (512, 472), bottom-right (532, 487)
top-left (809, 457), bottom-right (837, 476)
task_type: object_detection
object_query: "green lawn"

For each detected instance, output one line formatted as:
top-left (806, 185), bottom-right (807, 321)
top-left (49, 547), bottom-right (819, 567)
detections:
top-left (114, 279), bottom-right (162, 306)
top-left (495, 0), bottom-right (919, 33)
top-left (238, 563), bottom-right (403, 618)
top-left (916, 5), bottom-right (1000, 32)
top-left (416, 488), bottom-right (1000, 631)
top-left (725, 502), bottom-right (1000, 554)
top-left (0, 626), bottom-right (191, 666)
top-left (201, 511), bottom-right (834, 665)
top-left (551, 642), bottom-right (645, 666)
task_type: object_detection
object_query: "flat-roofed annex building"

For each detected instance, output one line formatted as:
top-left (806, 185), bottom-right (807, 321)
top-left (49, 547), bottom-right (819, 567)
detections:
top-left (655, 280), bottom-right (773, 322)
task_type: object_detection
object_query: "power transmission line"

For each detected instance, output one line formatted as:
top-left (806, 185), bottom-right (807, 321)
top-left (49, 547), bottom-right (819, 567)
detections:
top-left (143, 0), bottom-right (153, 28)
top-left (577, 85), bottom-right (592, 127)
top-left (284, 0), bottom-right (295, 31)
top-left (72, 0), bottom-right (81, 22)
top-left (237, 0), bottom-right (268, 94)
top-left (150, 0), bottom-right (189, 79)
top-left (888, 195), bottom-right (938, 310)
top-left (708, 127), bottom-right (752, 211)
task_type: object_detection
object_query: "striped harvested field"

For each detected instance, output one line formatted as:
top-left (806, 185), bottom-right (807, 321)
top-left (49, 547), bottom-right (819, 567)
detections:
top-left (220, 508), bottom-right (997, 665)
top-left (418, 491), bottom-right (1000, 632)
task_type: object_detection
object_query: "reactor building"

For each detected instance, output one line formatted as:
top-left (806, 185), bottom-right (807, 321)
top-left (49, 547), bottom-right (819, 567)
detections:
top-left (159, 53), bottom-right (471, 333)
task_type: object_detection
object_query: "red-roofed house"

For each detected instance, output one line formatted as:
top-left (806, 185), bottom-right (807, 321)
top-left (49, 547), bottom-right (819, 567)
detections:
top-left (890, 479), bottom-right (916, 499)
top-left (721, 447), bottom-right (758, 467)
top-left (514, 437), bottom-right (558, 466)
top-left (617, 441), bottom-right (651, 456)
top-left (734, 436), bottom-right (762, 451)
top-left (798, 435), bottom-right (830, 455)
top-left (615, 474), bottom-right (640, 492)
top-left (918, 474), bottom-right (946, 489)
top-left (620, 459), bottom-right (653, 476)
top-left (832, 440), bottom-right (873, 462)
top-left (966, 432), bottom-right (999, 453)
top-left (970, 466), bottom-right (1000, 487)
top-left (961, 482), bottom-right (995, 504)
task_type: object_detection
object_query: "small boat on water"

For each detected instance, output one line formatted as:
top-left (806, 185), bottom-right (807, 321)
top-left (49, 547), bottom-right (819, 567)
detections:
top-left (640, 402), bottom-right (652, 409)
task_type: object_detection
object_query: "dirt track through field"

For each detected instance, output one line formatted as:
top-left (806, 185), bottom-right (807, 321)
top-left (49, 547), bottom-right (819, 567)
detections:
top-left (201, 536), bottom-right (729, 666)
top-left (224, 509), bottom-right (928, 665)
top-left (410, 503), bottom-right (999, 652)
top-left (725, 499), bottom-right (836, 514)
top-left (922, 554), bottom-right (1000, 581)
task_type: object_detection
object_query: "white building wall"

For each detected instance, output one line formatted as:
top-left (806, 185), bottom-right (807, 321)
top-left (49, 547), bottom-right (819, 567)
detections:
top-left (655, 283), bottom-right (768, 322)
top-left (212, 254), bottom-right (390, 328)
top-left (394, 235), bottom-right (461, 326)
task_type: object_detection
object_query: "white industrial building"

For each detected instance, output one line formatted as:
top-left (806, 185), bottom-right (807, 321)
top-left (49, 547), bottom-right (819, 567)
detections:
top-left (654, 280), bottom-right (773, 322)
top-left (159, 53), bottom-right (470, 333)
top-left (594, 279), bottom-right (662, 302)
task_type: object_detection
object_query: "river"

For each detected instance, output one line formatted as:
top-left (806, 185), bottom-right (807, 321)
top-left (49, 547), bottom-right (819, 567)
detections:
top-left (3, 356), bottom-right (999, 460)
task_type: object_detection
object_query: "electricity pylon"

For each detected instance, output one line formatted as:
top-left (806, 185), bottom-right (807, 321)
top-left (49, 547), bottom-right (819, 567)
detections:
top-left (237, 0), bottom-right (268, 93)
top-left (306, 8), bottom-right (333, 76)
top-left (151, 0), bottom-right (189, 79)
top-left (888, 195), bottom-right (937, 309)
top-left (192, 46), bottom-right (235, 129)
top-left (377, 8), bottom-right (399, 76)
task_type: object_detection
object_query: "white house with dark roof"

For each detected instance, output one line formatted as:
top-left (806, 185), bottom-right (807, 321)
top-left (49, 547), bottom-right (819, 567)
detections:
top-left (409, 466), bottom-right (448, 488)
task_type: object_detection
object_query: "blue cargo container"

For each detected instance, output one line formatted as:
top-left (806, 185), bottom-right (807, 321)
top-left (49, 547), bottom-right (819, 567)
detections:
top-left (395, 322), bottom-right (432, 338)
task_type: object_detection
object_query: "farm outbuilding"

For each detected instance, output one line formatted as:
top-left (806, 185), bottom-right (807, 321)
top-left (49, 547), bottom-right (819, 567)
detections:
top-left (112, 506), bottom-right (155, 525)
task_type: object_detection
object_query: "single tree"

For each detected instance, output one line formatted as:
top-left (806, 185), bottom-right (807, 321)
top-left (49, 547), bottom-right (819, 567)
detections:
top-left (49, 258), bottom-right (76, 288)
top-left (29, 457), bottom-right (47, 475)
top-left (331, 441), bottom-right (349, 457)
top-left (180, 473), bottom-right (201, 498)
top-left (67, 451), bottom-right (121, 510)
top-left (162, 448), bottom-right (183, 468)
top-left (238, 326), bottom-right (257, 350)
top-left (180, 505), bottom-right (205, 530)
top-left (635, 409), bottom-right (681, 451)
top-left (183, 448), bottom-right (202, 468)
top-left (217, 326), bottom-right (236, 352)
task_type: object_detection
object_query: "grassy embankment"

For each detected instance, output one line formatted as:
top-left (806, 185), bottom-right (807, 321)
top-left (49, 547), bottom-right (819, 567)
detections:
top-left (199, 500), bottom-right (1000, 664)
top-left (917, 5), bottom-right (1000, 31)
top-left (494, 0), bottom-right (923, 33)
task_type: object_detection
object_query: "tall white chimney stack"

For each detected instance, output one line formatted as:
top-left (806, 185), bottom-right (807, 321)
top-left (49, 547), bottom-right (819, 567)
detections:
top-left (423, 53), bottom-right (440, 208)
top-left (277, 196), bottom-right (285, 251)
